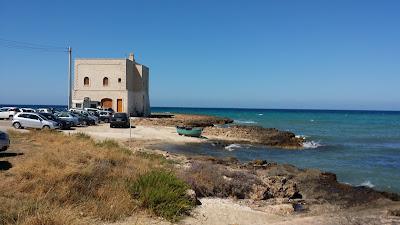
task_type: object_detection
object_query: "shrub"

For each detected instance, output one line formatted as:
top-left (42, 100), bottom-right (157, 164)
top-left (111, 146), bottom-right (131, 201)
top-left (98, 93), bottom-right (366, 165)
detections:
top-left (74, 132), bottom-right (92, 140)
top-left (179, 161), bottom-right (259, 199)
top-left (95, 139), bottom-right (120, 148)
top-left (129, 170), bottom-right (195, 221)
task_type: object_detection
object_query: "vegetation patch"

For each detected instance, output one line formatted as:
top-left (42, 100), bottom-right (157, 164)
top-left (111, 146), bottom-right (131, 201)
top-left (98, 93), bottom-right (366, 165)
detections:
top-left (0, 131), bottom-right (171, 224)
top-left (129, 170), bottom-right (195, 221)
top-left (73, 132), bottom-right (92, 140)
top-left (179, 161), bottom-right (259, 198)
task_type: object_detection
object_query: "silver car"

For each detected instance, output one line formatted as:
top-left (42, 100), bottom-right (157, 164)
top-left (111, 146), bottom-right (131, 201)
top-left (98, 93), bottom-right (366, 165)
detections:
top-left (12, 112), bottom-right (59, 130)
top-left (56, 112), bottom-right (80, 126)
top-left (0, 131), bottom-right (10, 151)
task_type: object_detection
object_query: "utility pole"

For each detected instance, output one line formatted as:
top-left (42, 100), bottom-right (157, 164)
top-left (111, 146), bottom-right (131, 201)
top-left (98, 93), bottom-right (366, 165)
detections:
top-left (68, 46), bottom-right (72, 109)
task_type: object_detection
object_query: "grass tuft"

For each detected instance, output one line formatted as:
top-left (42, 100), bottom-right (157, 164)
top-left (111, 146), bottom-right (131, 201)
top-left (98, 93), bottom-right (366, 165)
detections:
top-left (129, 170), bottom-right (195, 222)
top-left (74, 132), bottom-right (92, 140)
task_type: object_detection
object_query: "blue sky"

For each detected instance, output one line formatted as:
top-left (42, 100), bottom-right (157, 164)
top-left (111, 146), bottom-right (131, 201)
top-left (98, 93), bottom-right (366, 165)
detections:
top-left (0, 0), bottom-right (399, 110)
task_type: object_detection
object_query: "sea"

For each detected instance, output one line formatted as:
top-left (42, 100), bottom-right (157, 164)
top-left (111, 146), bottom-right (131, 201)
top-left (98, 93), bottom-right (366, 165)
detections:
top-left (2, 105), bottom-right (400, 193)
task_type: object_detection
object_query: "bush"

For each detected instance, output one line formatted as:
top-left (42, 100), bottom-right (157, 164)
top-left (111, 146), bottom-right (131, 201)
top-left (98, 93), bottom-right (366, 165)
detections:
top-left (95, 139), bottom-right (120, 148)
top-left (74, 132), bottom-right (92, 140)
top-left (129, 170), bottom-right (195, 221)
top-left (179, 161), bottom-right (259, 199)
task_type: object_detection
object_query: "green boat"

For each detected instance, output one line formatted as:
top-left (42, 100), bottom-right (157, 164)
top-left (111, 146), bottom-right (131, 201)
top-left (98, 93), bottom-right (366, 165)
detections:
top-left (176, 126), bottom-right (203, 137)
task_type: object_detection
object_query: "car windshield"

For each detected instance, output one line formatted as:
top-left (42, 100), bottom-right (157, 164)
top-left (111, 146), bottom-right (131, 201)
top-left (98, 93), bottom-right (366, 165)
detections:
top-left (41, 114), bottom-right (57, 120)
top-left (113, 113), bottom-right (127, 118)
top-left (38, 114), bottom-right (48, 120)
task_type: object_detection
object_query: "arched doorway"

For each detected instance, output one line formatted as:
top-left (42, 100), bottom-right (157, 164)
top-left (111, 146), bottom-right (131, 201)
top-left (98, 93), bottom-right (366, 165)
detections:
top-left (101, 98), bottom-right (112, 109)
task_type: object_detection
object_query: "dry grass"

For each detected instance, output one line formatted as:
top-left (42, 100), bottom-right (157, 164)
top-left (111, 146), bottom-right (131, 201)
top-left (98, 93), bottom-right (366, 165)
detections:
top-left (0, 130), bottom-right (174, 225)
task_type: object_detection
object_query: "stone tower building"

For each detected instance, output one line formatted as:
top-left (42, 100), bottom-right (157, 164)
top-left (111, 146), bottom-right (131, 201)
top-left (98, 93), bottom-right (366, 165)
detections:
top-left (72, 52), bottom-right (150, 116)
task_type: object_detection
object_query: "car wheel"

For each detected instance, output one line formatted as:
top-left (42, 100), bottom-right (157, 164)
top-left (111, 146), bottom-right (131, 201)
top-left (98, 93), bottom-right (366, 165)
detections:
top-left (42, 125), bottom-right (50, 130)
top-left (13, 122), bottom-right (21, 129)
top-left (83, 121), bottom-right (87, 126)
top-left (8, 115), bottom-right (13, 120)
top-left (105, 118), bottom-right (109, 123)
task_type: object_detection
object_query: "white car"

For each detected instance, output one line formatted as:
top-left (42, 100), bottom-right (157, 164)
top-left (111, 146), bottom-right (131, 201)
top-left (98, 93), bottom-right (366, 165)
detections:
top-left (12, 112), bottom-right (59, 130)
top-left (0, 107), bottom-right (20, 120)
top-left (20, 108), bottom-right (36, 113)
top-left (37, 108), bottom-right (53, 113)
top-left (0, 131), bottom-right (10, 151)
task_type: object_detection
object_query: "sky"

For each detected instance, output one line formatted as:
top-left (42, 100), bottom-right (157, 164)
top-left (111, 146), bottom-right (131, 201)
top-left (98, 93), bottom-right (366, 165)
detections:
top-left (0, 0), bottom-right (399, 110)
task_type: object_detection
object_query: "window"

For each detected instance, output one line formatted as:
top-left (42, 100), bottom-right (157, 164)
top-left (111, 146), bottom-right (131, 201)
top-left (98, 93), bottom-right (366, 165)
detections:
top-left (118, 78), bottom-right (121, 83)
top-left (28, 114), bottom-right (40, 120)
top-left (84, 77), bottom-right (89, 86)
top-left (103, 77), bottom-right (109, 86)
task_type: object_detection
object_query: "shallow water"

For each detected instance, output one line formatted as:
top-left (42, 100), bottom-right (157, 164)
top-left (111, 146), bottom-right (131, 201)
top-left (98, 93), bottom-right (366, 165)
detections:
top-left (152, 107), bottom-right (400, 193)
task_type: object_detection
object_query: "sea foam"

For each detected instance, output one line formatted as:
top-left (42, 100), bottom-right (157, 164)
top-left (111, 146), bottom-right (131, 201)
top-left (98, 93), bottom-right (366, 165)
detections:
top-left (302, 141), bottom-right (322, 149)
top-left (224, 144), bottom-right (242, 151)
top-left (360, 180), bottom-right (375, 188)
top-left (235, 120), bottom-right (257, 124)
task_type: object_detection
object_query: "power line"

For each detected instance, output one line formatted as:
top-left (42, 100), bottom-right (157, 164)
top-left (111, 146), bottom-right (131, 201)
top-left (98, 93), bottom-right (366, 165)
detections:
top-left (0, 38), bottom-right (68, 52)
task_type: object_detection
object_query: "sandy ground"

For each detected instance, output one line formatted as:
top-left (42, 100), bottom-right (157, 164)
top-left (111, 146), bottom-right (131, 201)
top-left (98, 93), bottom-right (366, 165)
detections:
top-left (0, 120), bottom-right (204, 144)
top-left (62, 123), bottom-right (206, 144)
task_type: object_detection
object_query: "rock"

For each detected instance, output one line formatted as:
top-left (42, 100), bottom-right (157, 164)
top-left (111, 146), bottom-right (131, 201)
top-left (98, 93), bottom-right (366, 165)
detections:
top-left (134, 113), bottom-right (233, 127)
top-left (250, 184), bottom-right (273, 200)
top-left (249, 176), bottom-right (300, 201)
top-left (250, 159), bottom-right (268, 166)
top-left (204, 125), bottom-right (304, 148)
top-left (388, 209), bottom-right (400, 216)
top-left (186, 189), bottom-right (201, 205)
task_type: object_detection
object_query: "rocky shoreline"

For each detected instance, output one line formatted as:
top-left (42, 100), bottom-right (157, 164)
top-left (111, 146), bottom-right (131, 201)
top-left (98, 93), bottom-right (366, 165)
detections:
top-left (153, 150), bottom-right (400, 224)
top-left (135, 113), bottom-right (304, 149)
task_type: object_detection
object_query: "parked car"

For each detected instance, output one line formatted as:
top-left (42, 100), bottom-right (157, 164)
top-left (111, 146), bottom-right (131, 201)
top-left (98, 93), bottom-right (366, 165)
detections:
top-left (0, 131), bottom-right (10, 152)
top-left (69, 108), bottom-right (86, 114)
top-left (12, 112), bottom-right (59, 130)
top-left (0, 107), bottom-right (20, 120)
top-left (99, 111), bottom-right (113, 123)
top-left (79, 113), bottom-right (97, 125)
top-left (110, 113), bottom-right (130, 128)
top-left (55, 112), bottom-right (80, 126)
top-left (37, 108), bottom-right (53, 113)
top-left (20, 108), bottom-right (36, 113)
top-left (85, 112), bottom-right (99, 124)
top-left (39, 113), bottom-right (72, 130)
top-left (104, 108), bottom-right (114, 113)
top-left (85, 108), bottom-right (101, 115)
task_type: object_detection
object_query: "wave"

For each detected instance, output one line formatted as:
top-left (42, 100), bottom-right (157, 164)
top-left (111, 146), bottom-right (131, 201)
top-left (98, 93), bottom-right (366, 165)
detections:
top-left (360, 180), bottom-right (375, 188)
top-left (296, 134), bottom-right (309, 139)
top-left (224, 144), bottom-right (242, 151)
top-left (257, 113), bottom-right (263, 116)
top-left (303, 141), bottom-right (322, 149)
top-left (235, 120), bottom-right (257, 124)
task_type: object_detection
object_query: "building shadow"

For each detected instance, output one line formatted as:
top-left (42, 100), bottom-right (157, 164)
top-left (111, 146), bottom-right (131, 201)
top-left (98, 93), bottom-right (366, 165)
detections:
top-left (0, 161), bottom-right (12, 170)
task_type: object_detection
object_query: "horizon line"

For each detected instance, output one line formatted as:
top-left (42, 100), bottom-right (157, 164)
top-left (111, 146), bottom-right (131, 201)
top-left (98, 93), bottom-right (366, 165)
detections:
top-left (1, 103), bottom-right (399, 113)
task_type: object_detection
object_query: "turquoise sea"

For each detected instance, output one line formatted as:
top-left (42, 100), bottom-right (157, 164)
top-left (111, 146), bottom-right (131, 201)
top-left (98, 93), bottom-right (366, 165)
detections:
top-left (152, 107), bottom-right (400, 194)
top-left (2, 105), bottom-right (400, 193)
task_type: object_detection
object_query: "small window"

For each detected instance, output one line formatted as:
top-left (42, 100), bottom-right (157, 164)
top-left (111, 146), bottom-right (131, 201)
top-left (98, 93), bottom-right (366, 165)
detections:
top-left (118, 78), bottom-right (121, 83)
top-left (84, 77), bottom-right (89, 86)
top-left (103, 77), bottom-right (109, 86)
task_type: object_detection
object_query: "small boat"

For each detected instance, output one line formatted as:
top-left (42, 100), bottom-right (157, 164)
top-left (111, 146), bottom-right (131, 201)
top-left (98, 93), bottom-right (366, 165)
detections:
top-left (176, 126), bottom-right (203, 137)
